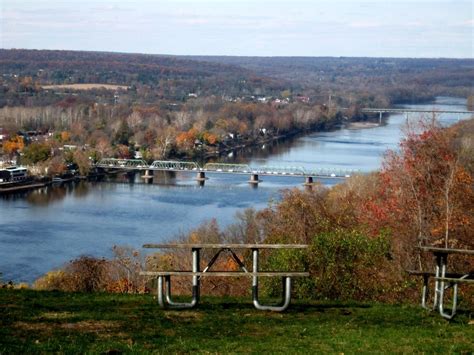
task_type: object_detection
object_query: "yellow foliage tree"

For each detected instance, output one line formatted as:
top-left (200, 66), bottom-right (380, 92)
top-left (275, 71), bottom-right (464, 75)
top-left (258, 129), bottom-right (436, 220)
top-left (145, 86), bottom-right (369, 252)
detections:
top-left (3, 135), bottom-right (24, 157)
top-left (176, 128), bottom-right (198, 150)
top-left (61, 131), bottom-right (70, 142)
top-left (202, 132), bottom-right (218, 145)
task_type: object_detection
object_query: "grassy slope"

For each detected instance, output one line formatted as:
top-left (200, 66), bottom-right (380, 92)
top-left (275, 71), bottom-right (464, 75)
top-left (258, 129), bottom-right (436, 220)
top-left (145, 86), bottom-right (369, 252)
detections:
top-left (1, 289), bottom-right (473, 353)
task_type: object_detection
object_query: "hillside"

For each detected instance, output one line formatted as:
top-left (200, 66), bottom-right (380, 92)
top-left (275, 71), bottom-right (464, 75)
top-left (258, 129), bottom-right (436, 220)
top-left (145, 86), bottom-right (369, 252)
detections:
top-left (1, 49), bottom-right (473, 107)
top-left (0, 49), bottom-right (284, 103)
top-left (185, 56), bottom-right (474, 103)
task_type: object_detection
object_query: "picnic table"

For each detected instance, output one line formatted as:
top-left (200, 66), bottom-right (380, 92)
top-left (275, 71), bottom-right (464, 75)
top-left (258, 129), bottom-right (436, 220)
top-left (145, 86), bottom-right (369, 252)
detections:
top-left (140, 243), bottom-right (309, 311)
top-left (408, 246), bottom-right (474, 319)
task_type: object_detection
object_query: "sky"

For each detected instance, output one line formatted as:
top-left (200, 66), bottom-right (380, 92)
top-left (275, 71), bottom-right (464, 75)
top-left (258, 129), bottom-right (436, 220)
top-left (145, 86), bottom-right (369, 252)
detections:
top-left (0, 0), bottom-right (472, 58)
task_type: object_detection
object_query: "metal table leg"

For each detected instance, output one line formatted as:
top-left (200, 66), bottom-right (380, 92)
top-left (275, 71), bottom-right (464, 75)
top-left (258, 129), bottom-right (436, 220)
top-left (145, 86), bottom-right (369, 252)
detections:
top-left (433, 254), bottom-right (442, 310)
top-left (157, 276), bottom-right (165, 307)
top-left (421, 274), bottom-right (430, 309)
top-left (158, 248), bottom-right (201, 309)
top-left (437, 253), bottom-right (458, 319)
top-left (252, 248), bottom-right (292, 311)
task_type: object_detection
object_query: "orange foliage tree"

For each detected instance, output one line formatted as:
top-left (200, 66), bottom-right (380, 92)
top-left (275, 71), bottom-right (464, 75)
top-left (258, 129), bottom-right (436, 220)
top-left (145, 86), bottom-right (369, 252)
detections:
top-left (60, 131), bottom-right (71, 143)
top-left (2, 135), bottom-right (24, 157)
top-left (202, 131), bottom-right (218, 145)
top-left (176, 128), bottom-right (198, 151)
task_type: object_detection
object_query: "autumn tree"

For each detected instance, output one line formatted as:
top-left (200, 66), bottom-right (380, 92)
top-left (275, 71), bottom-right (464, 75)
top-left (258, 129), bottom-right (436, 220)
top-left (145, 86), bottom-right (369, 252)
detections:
top-left (202, 131), bottom-right (218, 145)
top-left (115, 144), bottom-right (132, 159)
top-left (2, 135), bottom-right (24, 158)
top-left (153, 126), bottom-right (176, 159)
top-left (47, 156), bottom-right (66, 176)
top-left (21, 142), bottom-right (51, 164)
top-left (73, 150), bottom-right (92, 176)
top-left (365, 118), bottom-right (474, 267)
top-left (176, 128), bottom-right (198, 151)
top-left (114, 119), bottom-right (132, 145)
top-left (60, 131), bottom-right (70, 143)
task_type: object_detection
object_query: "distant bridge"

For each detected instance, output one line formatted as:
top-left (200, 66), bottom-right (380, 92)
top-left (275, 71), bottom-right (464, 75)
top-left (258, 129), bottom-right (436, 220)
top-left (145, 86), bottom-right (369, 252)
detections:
top-left (360, 108), bottom-right (474, 115)
top-left (344, 107), bottom-right (474, 123)
top-left (95, 158), bottom-right (359, 186)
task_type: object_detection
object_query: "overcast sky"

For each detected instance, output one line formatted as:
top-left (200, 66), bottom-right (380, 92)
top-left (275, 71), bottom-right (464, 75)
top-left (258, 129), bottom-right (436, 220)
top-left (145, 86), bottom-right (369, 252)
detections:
top-left (1, 0), bottom-right (472, 58)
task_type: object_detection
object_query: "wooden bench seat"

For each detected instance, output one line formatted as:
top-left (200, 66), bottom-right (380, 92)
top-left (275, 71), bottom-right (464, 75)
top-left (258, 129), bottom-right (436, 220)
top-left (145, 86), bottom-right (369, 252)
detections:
top-left (406, 270), bottom-right (469, 278)
top-left (435, 277), bottom-right (474, 284)
top-left (143, 243), bottom-right (308, 249)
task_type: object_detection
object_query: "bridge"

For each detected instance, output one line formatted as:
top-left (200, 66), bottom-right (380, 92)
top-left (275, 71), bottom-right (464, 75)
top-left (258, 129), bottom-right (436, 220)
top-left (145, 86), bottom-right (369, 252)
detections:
top-left (95, 158), bottom-right (358, 186)
top-left (356, 108), bottom-right (474, 124)
top-left (360, 108), bottom-right (474, 115)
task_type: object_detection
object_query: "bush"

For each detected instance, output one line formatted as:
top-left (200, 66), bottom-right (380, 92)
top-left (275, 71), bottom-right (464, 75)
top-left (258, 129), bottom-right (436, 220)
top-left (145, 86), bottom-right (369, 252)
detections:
top-left (33, 270), bottom-right (68, 290)
top-left (33, 251), bottom-right (148, 294)
top-left (33, 256), bottom-right (111, 293)
top-left (262, 229), bottom-right (399, 301)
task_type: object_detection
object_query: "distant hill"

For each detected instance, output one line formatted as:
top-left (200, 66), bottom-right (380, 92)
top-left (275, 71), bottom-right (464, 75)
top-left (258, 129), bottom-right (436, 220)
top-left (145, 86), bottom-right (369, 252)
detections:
top-left (183, 55), bottom-right (474, 99)
top-left (0, 49), bottom-right (285, 98)
top-left (1, 49), bottom-right (472, 105)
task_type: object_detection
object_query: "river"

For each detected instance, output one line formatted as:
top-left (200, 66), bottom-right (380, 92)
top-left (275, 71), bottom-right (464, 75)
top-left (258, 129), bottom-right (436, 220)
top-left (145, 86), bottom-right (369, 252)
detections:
top-left (0, 97), bottom-right (470, 283)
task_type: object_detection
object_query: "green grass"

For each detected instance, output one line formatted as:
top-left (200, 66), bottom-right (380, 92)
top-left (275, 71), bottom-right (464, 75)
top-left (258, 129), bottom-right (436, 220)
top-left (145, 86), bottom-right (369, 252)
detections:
top-left (0, 289), bottom-right (473, 353)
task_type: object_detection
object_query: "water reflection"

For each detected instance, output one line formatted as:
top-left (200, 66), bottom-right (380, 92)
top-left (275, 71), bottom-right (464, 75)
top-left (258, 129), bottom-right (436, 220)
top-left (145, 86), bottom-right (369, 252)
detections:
top-left (2, 181), bottom-right (94, 206)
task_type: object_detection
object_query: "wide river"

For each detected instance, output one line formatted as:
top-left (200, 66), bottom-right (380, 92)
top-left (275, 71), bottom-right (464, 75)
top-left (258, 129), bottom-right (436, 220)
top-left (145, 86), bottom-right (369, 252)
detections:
top-left (0, 97), bottom-right (470, 283)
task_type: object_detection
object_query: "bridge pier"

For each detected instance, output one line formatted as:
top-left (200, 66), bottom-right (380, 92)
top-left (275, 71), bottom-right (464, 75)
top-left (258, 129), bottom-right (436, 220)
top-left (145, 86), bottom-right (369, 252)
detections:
top-left (304, 176), bottom-right (315, 190)
top-left (126, 171), bottom-right (135, 184)
top-left (379, 111), bottom-right (382, 124)
top-left (249, 174), bottom-right (261, 186)
top-left (196, 171), bottom-right (207, 186)
top-left (141, 169), bottom-right (154, 184)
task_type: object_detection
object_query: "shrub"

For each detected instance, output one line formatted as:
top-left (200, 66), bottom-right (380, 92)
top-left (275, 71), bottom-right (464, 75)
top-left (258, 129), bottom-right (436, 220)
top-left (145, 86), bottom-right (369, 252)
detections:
top-left (33, 270), bottom-right (68, 290)
top-left (33, 251), bottom-right (149, 294)
top-left (33, 256), bottom-right (111, 293)
top-left (63, 256), bottom-right (111, 292)
top-left (262, 229), bottom-right (400, 301)
top-left (108, 246), bottom-right (147, 294)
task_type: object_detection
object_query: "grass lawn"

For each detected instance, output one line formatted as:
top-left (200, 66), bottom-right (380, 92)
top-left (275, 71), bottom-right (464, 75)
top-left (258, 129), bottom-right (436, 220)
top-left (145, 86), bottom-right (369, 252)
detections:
top-left (1, 289), bottom-right (473, 353)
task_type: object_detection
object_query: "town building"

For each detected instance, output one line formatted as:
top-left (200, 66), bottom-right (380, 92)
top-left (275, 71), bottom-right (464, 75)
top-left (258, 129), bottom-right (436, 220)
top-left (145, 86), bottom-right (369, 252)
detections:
top-left (0, 166), bottom-right (29, 183)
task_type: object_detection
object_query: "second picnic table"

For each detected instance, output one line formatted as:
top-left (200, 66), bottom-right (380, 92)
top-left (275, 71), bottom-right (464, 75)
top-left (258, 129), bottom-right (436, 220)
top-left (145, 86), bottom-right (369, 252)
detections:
top-left (140, 243), bottom-right (309, 311)
top-left (409, 246), bottom-right (474, 319)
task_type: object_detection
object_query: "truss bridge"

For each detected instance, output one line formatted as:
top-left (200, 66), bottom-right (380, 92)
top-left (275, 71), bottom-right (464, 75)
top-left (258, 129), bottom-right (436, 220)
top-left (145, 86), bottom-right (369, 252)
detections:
top-left (96, 158), bottom-right (359, 186)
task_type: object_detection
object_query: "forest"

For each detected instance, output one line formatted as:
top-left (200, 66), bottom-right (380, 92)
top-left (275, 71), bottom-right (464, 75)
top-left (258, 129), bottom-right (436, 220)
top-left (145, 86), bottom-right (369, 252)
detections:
top-left (1, 49), bottom-right (473, 107)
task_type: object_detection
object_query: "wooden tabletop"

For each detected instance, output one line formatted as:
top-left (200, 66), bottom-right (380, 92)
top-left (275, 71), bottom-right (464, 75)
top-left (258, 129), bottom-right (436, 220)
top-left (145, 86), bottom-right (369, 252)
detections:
top-left (143, 243), bottom-right (308, 249)
top-left (418, 246), bottom-right (474, 255)
top-left (140, 271), bottom-right (309, 277)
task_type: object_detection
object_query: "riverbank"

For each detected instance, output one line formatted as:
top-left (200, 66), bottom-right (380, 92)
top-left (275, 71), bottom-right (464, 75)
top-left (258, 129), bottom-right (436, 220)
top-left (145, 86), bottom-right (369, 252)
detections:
top-left (187, 115), bottom-right (347, 160)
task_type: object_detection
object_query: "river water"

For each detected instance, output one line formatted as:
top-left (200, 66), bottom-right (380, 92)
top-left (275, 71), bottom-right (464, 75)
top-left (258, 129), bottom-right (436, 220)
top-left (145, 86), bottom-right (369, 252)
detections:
top-left (0, 97), bottom-right (470, 283)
